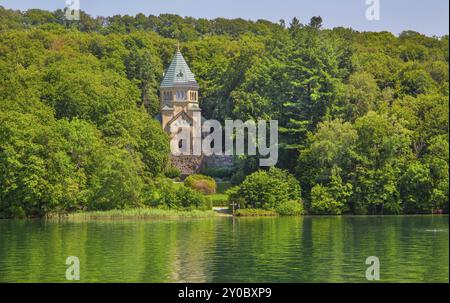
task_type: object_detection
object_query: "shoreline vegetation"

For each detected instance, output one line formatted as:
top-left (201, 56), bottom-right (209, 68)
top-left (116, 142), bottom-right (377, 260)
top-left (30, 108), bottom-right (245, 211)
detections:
top-left (0, 8), bottom-right (448, 219)
top-left (42, 208), bottom-right (448, 221)
top-left (59, 208), bottom-right (218, 220)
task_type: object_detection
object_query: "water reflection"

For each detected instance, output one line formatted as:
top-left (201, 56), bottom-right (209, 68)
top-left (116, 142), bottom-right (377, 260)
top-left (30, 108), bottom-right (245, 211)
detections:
top-left (0, 216), bottom-right (448, 282)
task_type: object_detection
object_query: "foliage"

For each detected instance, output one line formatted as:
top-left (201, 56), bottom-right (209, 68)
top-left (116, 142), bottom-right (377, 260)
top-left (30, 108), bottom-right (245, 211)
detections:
top-left (310, 167), bottom-right (352, 215)
top-left (216, 181), bottom-right (233, 194)
top-left (228, 167), bottom-right (301, 210)
top-left (0, 107), bottom-right (150, 216)
top-left (174, 186), bottom-right (213, 210)
top-left (184, 174), bottom-right (217, 195)
top-left (65, 207), bottom-right (216, 220)
top-left (100, 109), bottom-right (169, 177)
top-left (210, 194), bottom-right (229, 206)
top-left (275, 200), bottom-right (304, 216)
top-left (310, 185), bottom-right (345, 215)
top-left (145, 178), bottom-right (212, 210)
top-left (0, 6), bottom-right (448, 216)
top-left (164, 165), bottom-right (181, 179)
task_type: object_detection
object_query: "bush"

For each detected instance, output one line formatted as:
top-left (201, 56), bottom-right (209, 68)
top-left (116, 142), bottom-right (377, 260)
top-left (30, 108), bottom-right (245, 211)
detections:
top-left (164, 165), bottom-right (181, 179)
top-left (228, 167), bottom-right (301, 210)
top-left (276, 200), bottom-right (304, 216)
top-left (184, 174), bottom-right (217, 195)
top-left (175, 186), bottom-right (212, 210)
top-left (144, 178), bottom-right (212, 210)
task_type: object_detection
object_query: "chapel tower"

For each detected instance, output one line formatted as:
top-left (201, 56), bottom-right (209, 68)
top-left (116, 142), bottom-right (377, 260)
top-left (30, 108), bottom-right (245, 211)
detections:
top-left (158, 46), bottom-right (233, 176)
top-left (159, 46), bottom-right (201, 139)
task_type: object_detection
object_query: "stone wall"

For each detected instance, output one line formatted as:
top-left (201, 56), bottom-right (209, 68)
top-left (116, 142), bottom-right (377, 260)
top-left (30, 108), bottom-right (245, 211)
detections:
top-left (203, 154), bottom-right (234, 168)
top-left (170, 154), bottom-right (234, 178)
top-left (170, 155), bottom-right (204, 177)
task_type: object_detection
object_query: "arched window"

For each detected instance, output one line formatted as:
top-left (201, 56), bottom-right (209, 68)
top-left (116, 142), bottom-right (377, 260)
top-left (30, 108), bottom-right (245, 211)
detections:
top-left (176, 91), bottom-right (187, 101)
top-left (163, 91), bottom-right (173, 101)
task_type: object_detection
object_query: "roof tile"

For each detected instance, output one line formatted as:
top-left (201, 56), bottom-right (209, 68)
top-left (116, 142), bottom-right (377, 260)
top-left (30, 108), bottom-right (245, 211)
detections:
top-left (160, 50), bottom-right (198, 88)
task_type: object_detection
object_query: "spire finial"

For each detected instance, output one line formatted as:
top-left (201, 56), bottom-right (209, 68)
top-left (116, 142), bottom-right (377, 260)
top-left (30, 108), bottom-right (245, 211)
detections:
top-left (176, 41), bottom-right (180, 52)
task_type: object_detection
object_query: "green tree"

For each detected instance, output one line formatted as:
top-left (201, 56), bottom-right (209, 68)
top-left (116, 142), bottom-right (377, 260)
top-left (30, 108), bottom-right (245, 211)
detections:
top-left (87, 146), bottom-right (144, 210)
top-left (42, 59), bottom-right (140, 124)
top-left (229, 167), bottom-right (301, 209)
top-left (100, 109), bottom-right (169, 177)
top-left (344, 72), bottom-right (381, 120)
top-left (297, 119), bottom-right (357, 205)
top-left (352, 112), bottom-right (412, 214)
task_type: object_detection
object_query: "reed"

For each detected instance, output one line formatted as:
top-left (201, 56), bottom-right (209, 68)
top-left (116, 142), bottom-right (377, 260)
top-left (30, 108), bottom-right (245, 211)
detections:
top-left (60, 208), bottom-right (217, 220)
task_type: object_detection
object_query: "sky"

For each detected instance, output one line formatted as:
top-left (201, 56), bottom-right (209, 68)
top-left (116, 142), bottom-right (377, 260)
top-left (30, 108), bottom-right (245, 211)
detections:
top-left (0, 0), bottom-right (448, 36)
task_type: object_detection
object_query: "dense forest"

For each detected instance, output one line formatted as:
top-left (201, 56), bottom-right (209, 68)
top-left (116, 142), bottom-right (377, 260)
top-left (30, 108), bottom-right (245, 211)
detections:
top-left (0, 6), bottom-right (448, 217)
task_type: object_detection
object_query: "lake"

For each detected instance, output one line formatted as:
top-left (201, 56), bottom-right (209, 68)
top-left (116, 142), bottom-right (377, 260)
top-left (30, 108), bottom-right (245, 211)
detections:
top-left (0, 215), bottom-right (448, 282)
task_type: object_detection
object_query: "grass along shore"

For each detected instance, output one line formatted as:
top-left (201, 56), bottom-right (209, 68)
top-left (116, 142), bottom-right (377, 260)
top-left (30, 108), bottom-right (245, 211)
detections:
top-left (61, 208), bottom-right (217, 220)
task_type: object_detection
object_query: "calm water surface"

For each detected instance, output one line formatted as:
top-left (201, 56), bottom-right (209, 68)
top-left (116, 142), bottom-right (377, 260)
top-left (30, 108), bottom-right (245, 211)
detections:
top-left (0, 215), bottom-right (448, 282)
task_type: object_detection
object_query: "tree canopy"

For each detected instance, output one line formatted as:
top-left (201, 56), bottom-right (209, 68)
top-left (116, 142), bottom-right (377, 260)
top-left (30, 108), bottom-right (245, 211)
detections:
top-left (0, 6), bottom-right (448, 216)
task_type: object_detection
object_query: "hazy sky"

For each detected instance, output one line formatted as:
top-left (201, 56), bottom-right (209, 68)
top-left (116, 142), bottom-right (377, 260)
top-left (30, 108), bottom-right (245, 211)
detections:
top-left (0, 0), bottom-right (448, 36)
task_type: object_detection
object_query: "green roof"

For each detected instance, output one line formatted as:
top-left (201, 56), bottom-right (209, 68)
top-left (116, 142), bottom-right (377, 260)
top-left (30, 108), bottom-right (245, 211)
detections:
top-left (160, 50), bottom-right (198, 89)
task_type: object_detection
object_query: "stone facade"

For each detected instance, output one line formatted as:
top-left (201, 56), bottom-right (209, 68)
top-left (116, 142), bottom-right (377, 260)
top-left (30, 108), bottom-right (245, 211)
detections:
top-left (159, 47), bottom-right (233, 176)
top-left (169, 155), bottom-right (204, 177)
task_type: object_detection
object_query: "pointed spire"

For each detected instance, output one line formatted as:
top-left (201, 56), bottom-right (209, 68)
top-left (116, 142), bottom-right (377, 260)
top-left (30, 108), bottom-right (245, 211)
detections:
top-left (160, 47), bottom-right (198, 89)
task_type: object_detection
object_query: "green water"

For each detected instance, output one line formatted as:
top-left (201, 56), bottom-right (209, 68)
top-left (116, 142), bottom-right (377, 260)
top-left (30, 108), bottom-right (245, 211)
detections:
top-left (0, 215), bottom-right (448, 282)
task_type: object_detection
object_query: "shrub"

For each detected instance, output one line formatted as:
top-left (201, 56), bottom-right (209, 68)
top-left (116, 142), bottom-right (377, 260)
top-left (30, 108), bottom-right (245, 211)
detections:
top-left (144, 178), bottom-right (212, 210)
top-left (228, 167), bottom-right (301, 210)
top-left (276, 200), bottom-right (304, 216)
top-left (164, 165), bottom-right (181, 179)
top-left (184, 174), bottom-right (217, 194)
top-left (175, 186), bottom-right (212, 210)
top-left (143, 178), bottom-right (177, 208)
